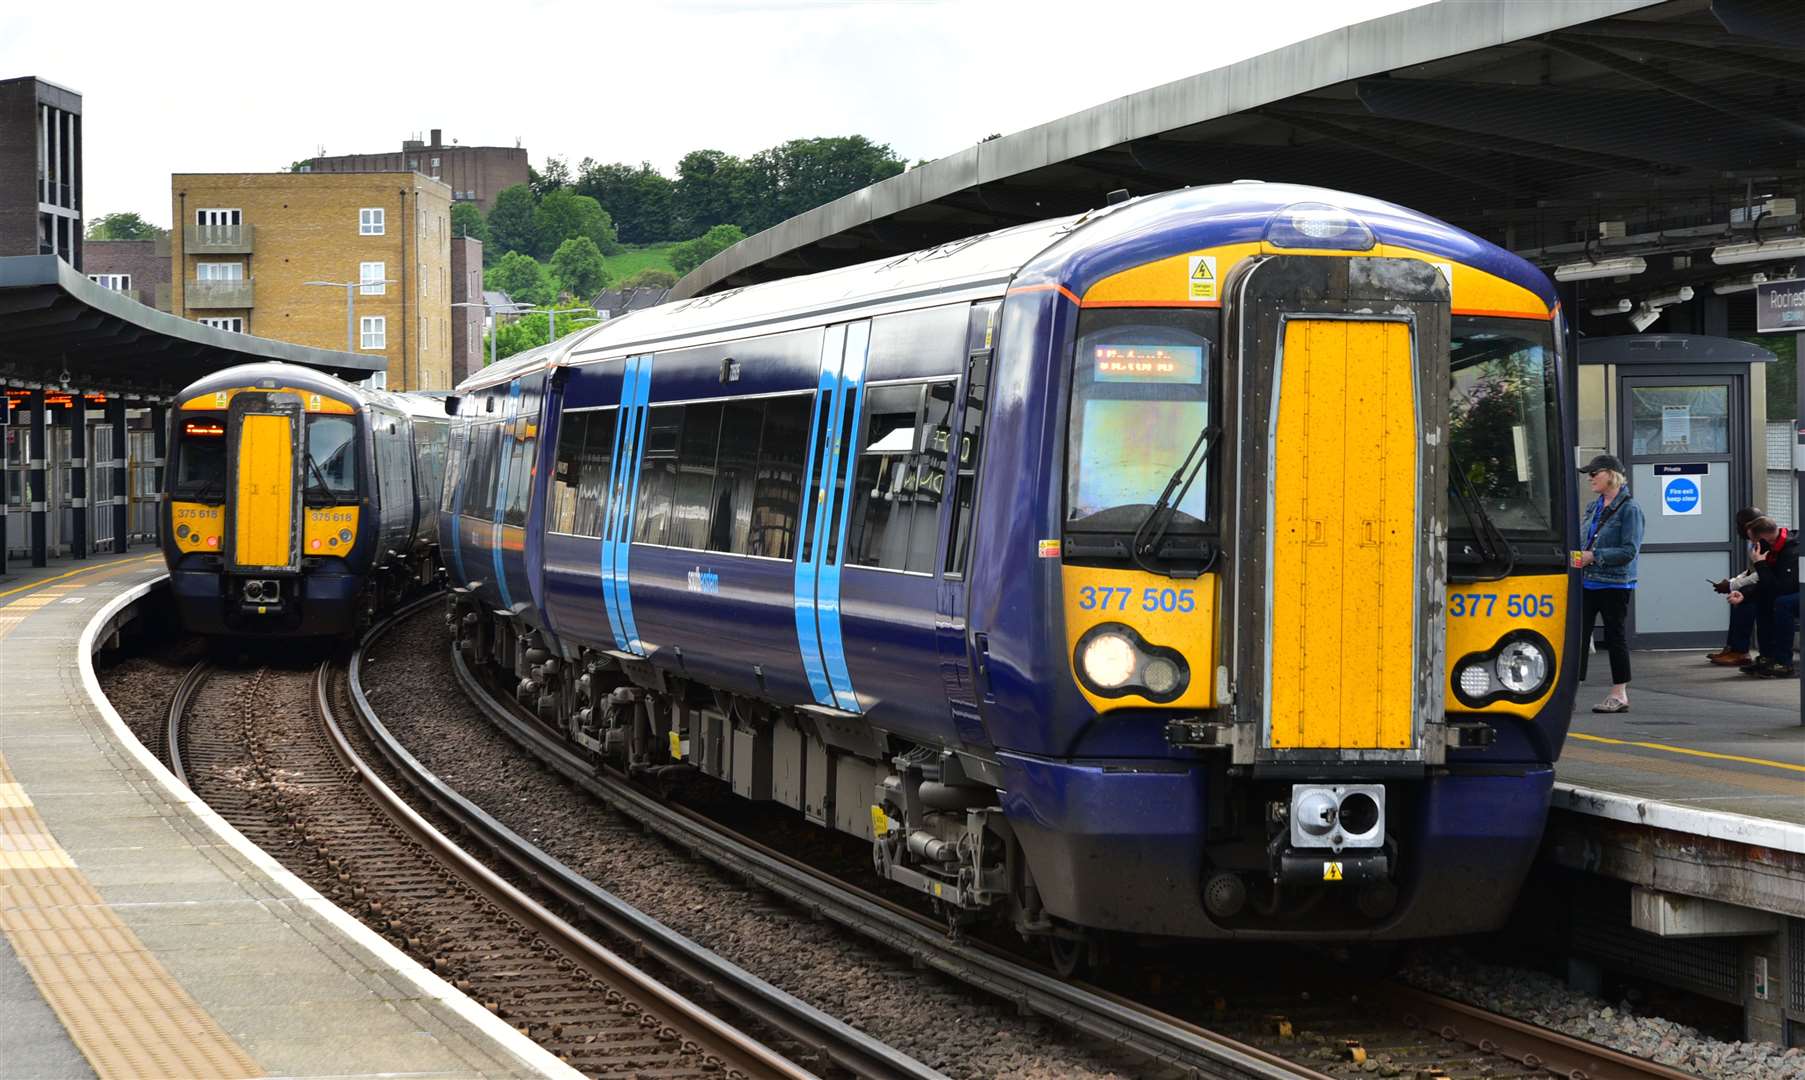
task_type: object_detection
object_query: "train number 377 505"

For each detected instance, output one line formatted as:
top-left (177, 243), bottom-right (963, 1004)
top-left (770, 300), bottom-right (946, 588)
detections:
top-left (1078, 586), bottom-right (1196, 613)
top-left (1449, 593), bottom-right (1557, 618)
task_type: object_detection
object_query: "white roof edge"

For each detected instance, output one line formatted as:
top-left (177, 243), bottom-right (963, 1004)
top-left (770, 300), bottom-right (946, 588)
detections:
top-left (673, 0), bottom-right (1667, 300)
top-left (1552, 782), bottom-right (1805, 855)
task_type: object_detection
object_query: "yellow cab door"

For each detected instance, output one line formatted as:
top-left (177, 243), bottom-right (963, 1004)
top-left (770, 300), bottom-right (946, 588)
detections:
top-left (227, 392), bottom-right (304, 572)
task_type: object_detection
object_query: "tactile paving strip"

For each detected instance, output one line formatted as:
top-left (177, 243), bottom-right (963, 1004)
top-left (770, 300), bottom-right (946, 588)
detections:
top-left (0, 567), bottom-right (265, 1080)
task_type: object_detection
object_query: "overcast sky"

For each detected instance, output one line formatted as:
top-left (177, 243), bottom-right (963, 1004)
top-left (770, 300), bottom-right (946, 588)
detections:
top-left (5, 0), bottom-right (1427, 230)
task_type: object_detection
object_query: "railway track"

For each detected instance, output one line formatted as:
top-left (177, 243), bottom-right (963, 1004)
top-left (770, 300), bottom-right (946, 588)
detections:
top-left (445, 638), bottom-right (1701, 1080)
top-left (163, 619), bottom-right (819, 1079)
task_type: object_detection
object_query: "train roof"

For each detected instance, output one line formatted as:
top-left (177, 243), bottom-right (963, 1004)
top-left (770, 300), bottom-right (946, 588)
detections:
top-left (449, 183), bottom-right (1553, 397)
top-left (174, 361), bottom-right (381, 409)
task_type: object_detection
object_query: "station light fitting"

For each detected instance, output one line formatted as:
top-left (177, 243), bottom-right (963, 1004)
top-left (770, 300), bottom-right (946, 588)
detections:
top-left (1643, 286), bottom-right (1694, 309)
top-left (1711, 236), bottom-right (1805, 266)
top-left (1552, 256), bottom-right (1647, 282)
top-left (1588, 299), bottom-right (1632, 316)
top-left (1712, 273), bottom-right (1769, 295)
top-left (1627, 305), bottom-right (1662, 333)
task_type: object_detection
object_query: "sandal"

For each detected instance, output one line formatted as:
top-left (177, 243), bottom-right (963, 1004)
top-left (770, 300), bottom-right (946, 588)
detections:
top-left (1591, 699), bottom-right (1630, 713)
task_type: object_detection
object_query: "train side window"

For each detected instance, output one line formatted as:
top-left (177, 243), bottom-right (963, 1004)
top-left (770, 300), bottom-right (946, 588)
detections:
top-left (905, 381), bottom-right (954, 573)
top-left (668, 402), bottom-right (722, 550)
top-left (468, 423), bottom-right (500, 519)
top-left (633, 405), bottom-right (683, 545)
top-left (502, 425), bottom-right (534, 528)
top-left (750, 395), bottom-right (808, 559)
top-left (550, 411), bottom-right (589, 535)
top-left (846, 384), bottom-right (923, 570)
top-left (440, 426), bottom-right (464, 513)
top-left (708, 400), bottom-right (764, 555)
top-left (572, 410), bottom-right (614, 538)
top-left (945, 347), bottom-right (989, 576)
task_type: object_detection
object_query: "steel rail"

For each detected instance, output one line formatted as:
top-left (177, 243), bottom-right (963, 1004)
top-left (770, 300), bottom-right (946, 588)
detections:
top-left (449, 643), bottom-right (1323, 1080)
top-left (315, 646), bottom-right (812, 1080)
top-left (1373, 983), bottom-right (1700, 1080)
top-left (350, 598), bottom-right (944, 1080)
top-left (165, 659), bottom-right (212, 789)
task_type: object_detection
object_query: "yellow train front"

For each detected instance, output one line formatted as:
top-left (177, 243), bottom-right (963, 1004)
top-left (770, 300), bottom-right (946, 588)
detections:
top-left (162, 362), bottom-right (448, 638)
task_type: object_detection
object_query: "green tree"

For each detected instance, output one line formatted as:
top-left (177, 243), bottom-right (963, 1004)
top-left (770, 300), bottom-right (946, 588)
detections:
top-left (620, 268), bottom-right (677, 290)
top-left (487, 184), bottom-right (538, 260)
top-left (550, 236), bottom-right (608, 300)
top-left (673, 149), bottom-right (748, 238)
top-left (669, 224), bottom-right (746, 277)
top-left (530, 156), bottom-right (571, 198)
top-left (533, 189), bottom-right (619, 260)
top-left (486, 304), bottom-right (601, 362)
top-left (450, 202), bottom-right (490, 246)
top-left (740, 135), bottom-right (905, 234)
top-left (484, 251), bottom-right (556, 307)
top-left (574, 160), bottom-right (674, 244)
top-left (85, 212), bottom-right (165, 241)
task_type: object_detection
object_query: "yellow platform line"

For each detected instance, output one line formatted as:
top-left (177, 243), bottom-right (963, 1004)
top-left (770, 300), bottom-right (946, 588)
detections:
top-left (1569, 732), bottom-right (1805, 774)
top-left (0, 554), bottom-right (160, 603)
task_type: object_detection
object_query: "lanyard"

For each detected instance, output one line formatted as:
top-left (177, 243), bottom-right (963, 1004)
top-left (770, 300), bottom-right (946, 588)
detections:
top-left (1585, 493), bottom-right (1622, 552)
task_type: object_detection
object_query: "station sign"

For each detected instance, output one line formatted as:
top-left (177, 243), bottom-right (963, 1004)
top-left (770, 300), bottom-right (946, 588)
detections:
top-left (1755, 278), bottom-right (1805, 334)
top-left (1654, 462), bottom-right (1706, 516)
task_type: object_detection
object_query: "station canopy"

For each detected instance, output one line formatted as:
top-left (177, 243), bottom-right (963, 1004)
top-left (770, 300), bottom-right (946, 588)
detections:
top-left (675, 0), bottom-right (1805, 312)
top-left (0, 255), bottom-right (381, 400)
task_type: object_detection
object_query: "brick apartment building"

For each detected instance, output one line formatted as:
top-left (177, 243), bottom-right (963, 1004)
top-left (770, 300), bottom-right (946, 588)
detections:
top-left (0, 76), bottom-right (82, 267)
top-left (305, 130), bottom-right (528, 214)
top-left (450, 234), bottom-right (484, 384)
top-left (170, 172), bottom-right (454, 391)
top-left (84, 238), bottom-right (171, 310)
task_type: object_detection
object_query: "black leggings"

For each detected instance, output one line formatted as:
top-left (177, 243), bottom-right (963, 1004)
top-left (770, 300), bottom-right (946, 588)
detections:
top-left (1580, 587), bottom-right (1633, 685)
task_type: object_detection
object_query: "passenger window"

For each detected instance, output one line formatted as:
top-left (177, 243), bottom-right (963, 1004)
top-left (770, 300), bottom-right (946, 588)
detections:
top-left (550, 412), bottom-right (588, 535)
top-left (846, 380), bottom-right (954, 571)
top-left (946, 348), bottom-right (988, 575)
top-left (633, 406), bottom-right (683, 545)
top-left (750, 395), bottom-right (809, 560)
top-left (668, 403), bottom-right (722, 550)
top-left (798, 391), bottom-right (835, 563)
top-left (709, 400), bottom-right (764, 554)
top-left (440, 427), bottom-right (463, 514)
top-left (577, 411), bottom-right (615, 538)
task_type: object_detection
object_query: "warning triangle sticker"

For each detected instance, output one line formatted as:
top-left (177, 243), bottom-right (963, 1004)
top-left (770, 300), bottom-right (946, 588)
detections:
top-left (1191, 261), bottom-right (1214, 281)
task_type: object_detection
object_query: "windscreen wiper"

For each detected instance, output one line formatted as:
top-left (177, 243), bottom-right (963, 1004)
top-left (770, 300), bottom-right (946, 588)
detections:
top-left (1132, 423), bottom-right (1221, 579)
top-left (303, 453), bottom-right (338, 502)
top-left (1447, 449), bottom-right (1515, 582)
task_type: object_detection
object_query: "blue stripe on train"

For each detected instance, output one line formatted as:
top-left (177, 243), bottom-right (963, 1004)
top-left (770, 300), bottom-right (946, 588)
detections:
top-left (492, 380), bottom-right (520, 612)
top-left (794, 329), bottom-right (841, 705)
top-left (616, 356), bottom-right (651, 655)
top-left (819, 321), bottom-right (870, 713)
top-left (599, 359), bottom-right (633, 651)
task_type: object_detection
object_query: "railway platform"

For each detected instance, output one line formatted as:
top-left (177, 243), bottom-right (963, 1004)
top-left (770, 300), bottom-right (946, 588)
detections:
top-left (0, 553), bottom-right (579, 1080)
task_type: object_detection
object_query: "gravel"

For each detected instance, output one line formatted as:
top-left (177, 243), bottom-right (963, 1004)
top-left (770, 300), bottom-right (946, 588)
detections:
top-left (1404, 949), bottom-right (1805, 1079)
top-left (362, 604), bottom-right (1143, 1080)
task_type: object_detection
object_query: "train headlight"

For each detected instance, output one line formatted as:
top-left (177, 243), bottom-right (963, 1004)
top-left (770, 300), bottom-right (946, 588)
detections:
top-left (1495, 639), bottom-right (1549, 694)
top-left (1073, 623), bottom-right (1191, 702)
top-left (1080, 632), bottom-right (1137, 690)
top-left (1451, 630), bottom-right (1555, 708)
top-left (1264, 201), bottom-right (1376, 251)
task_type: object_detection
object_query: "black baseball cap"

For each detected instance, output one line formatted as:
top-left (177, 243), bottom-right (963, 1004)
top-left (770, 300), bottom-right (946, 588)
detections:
top-left (1579, 453), bottom-right (1624, 475)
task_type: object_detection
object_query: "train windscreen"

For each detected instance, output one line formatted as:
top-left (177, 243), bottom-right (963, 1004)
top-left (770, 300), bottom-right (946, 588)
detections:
top-left (1448, 317), bottom-right (1561, 545)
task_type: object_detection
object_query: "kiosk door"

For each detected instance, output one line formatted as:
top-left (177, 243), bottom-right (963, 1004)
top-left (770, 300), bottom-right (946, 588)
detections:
top-left (1618, 374), bottom-right (1745, 648)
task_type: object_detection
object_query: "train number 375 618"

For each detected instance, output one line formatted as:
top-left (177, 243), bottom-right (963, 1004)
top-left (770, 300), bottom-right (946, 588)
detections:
top-left (1078, 586), bottom-right (1196, 613)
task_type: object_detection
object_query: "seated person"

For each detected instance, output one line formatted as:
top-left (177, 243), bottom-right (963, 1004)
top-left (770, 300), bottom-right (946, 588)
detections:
top-left (1727, 516), bottom-right (1799, 679)
top-left (1705, 506), bottom-right (1766, 666)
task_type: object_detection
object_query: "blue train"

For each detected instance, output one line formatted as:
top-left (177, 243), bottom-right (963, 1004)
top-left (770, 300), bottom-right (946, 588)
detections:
top-left (442, 183), bottom-right (1580, 959)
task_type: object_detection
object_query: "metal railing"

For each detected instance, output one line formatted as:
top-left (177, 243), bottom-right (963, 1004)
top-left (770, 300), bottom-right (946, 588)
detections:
top-left (186, 278), bottom-right (254, 309)
top-left (183, 223), bottom-right (254, 254)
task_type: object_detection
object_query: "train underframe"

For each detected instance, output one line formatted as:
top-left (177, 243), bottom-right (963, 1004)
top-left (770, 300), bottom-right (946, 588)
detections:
top-left (451, 592), bottom-right (1552, 953)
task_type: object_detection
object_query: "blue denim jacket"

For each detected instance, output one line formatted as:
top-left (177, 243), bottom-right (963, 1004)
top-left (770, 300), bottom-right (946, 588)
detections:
top-left (1582, 489), bottom-right (1644, 586)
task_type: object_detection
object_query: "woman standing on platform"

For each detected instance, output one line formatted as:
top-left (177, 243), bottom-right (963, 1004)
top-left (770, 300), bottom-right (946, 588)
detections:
top-left (1575, 454), bottom-right (1645, 713)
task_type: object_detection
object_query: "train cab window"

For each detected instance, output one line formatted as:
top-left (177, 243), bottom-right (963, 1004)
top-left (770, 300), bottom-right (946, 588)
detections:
top-left (669, 403), bottom-right (722, 550)
top-left (172, 416), bottom-right (228, 499)
top-left (750, 395), bottom-right (809, 560)
top-left (303, 415), bottom-right (359, 504)
top-left (1064, 309), bottom-right (1217, 539)
top-left (846, 381), bottom-right (954, 572)
top-left (1448, 317), bottom-right (1561, 552)
top-left (633, 406), bottom-right (683, 545)
top-left (708, 400), bottom-right (764, 555)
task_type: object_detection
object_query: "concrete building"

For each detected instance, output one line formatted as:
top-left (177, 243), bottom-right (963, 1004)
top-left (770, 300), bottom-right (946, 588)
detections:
top-left (0, 76), bottom-right (81, 268)
top-left (169, 172), bottom-right (454, 391)
top-left (305, 129), bottom-right (528, 214)
top-left (450, 234), bottom-right (483, 383)
top-left (83, 237), bottom-right (170, 311)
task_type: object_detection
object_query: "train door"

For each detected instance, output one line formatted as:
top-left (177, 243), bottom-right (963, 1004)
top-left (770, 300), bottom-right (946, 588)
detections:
top-left (936, 302), bottom-right (1001, 748)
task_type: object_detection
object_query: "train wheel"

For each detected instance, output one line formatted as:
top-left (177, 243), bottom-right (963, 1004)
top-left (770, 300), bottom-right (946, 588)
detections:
top-left (1046, 930), bottom-right (1094, 979)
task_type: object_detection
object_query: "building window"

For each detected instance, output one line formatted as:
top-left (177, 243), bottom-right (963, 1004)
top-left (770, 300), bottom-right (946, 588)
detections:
top-left (360, 261), bottom-right (386, 295)
top-left (195, 262), bottom-right (244, 281)
top-left (360, 315), bottom-right (386, 350)
top-left (363, 371), bottom-right (388, 391)
top-left (430, 156), bottom-right (440, 177)
top-left (408, 158), bottom-right (418, 170)
top-left (88, 273), bottom-right (130, 291)
top-left (195, 208), bottom-right (241, 228)
top-left (360, 207), bottom-right (385, 235)
top-left (199, 317), bottom-right (244, 333)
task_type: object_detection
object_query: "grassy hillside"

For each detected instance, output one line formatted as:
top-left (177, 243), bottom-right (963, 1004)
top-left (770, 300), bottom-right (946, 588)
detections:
top-left (606, 243), bottom-right (678, 284)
